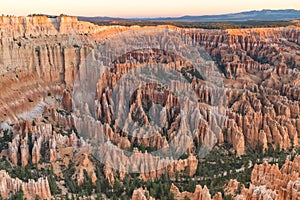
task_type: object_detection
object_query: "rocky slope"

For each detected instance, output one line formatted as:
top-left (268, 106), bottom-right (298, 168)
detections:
top-left (132, 155), bottom-right (300, 199)
top-left (0, 170), bottom-right (51, 199)
top-left (185, 27), bottom-right (300, 155)
top-left (170, 184), bottom-right (222, 200)
top-left (131, 187), bottom-right (155, 200)
top-left (223, 155), bottom-right (300, 199)
top-left (0, 15), bottom-right (129, 122)
top-left (1, 15), bottom-right (300, 199)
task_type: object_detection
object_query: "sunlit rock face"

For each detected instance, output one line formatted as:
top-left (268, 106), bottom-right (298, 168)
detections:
top-left (1, 14), bottom-right (300, 199)
top-left (2, 15), bottom-right (300, 156)
top-left (132, 187), bottom-right (155, 200)
top-left (74, 47), bottom-right (217, 183)
top-left (172, 156), bottom-right (300, 200)
top-left (0, 170), bottom-right (51, 199)
top-left (222, 156), bottom-right (300, 200)
top-left (0, 15), bottom-right (129, 122)
top-left (71, 27), bottom-right (227, 185)
top-left (184, 27), bottom-right (300, 154)
top-left (170, 183), bottom-right (223, 200)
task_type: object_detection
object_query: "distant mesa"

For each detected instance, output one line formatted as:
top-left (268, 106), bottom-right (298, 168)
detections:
top-left (78, 9), bottom-right (300, 22)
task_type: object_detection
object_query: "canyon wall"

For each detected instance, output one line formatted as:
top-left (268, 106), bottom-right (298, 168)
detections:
top-left (2, 15), bottom-right (300, 156)
top-left (1, 15), bottom-right (300, 199)
top-left (0, 15), bottom-right (129, 122)
top-left (185, 27), bottom-right (300, 154)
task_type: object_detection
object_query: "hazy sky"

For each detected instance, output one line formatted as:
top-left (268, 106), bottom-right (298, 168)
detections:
top-left (1, 0), bottom-right (300, 17)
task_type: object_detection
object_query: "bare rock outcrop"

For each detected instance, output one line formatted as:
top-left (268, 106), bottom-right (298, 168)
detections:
top-left (132, 187), bottom-right (155, 200)
top-left (2, 14), bottom-right (300, 199)
top-left (0, 170), bottom-right (51, 199)
top-left (2, 116), bottom-right (97, 188)
top-left (2, 15), bottom-right (300, 157)
top-left (101, 145), bottom-right (198, 184)
top-left (184, 27), bottom-right (300, 154)
top-left (73, 152), bottom-right (97, 186)
top-left (224, 155), bottom-right (300, 199)
top-left (0, 15), bottom-right (130, 123)
top-left (170, 183), bottom-right (222, 200)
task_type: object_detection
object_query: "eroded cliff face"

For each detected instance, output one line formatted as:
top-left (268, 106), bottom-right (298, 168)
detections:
top-left (184, 27), bottom-right (300, 155)
top-left (1, 14), bottom-right (300, 199)
top-left (84, 47), bottom-right (227, 183)
top-left (155, 155), bottom-right (300, 200)
top-left (0, 15), bottom-right (130, 123)
top-left (223, 155), bottom-right (300, 200)
top-left (2, 15), bottom-right (300, 159)
top-left (0, 106), bottom-right (99, 199)
top-left (170, 184), bottom-right (222, 200)
top-left (131, 187), bottom-right (155, 200)
top-left (131, 184), bottom-right (224, 200)
top-left (0, 170), bottom-right (51, 199)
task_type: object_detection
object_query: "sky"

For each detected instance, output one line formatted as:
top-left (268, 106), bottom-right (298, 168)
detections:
top-left (1, 0), bottom-right (300, 18)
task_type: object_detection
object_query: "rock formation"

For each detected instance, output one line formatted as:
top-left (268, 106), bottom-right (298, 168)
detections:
top-left (170, 183), bottom-right (222, 200)
top-left (102, 148), bottom-right (198, 184)
top-left (132, 187), bottom-right (155, 200)
top-left (166, 156), bottom-right (300, 200)
top-left (223, 155), bottom-right (300, 199)
top-left (1, 15), bottom-right (300, 157)
top-left (184, 27), bottom-right (300, 154)
top-left (0, 170), bottom-right (51, 199)
top-left (0, 15), bottom-right (130, 122)
top-left (1, 14), bottom-right (300, 199)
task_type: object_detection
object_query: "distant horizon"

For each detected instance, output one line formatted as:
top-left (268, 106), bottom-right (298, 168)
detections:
top-left (83, 9), bottom-right (300, 19)
top-left (1, 0), bottom-right (300, 18)
top-left (2, 8), bottom-right (300, 19)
